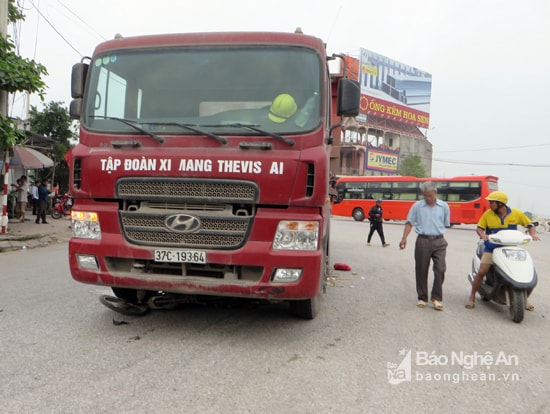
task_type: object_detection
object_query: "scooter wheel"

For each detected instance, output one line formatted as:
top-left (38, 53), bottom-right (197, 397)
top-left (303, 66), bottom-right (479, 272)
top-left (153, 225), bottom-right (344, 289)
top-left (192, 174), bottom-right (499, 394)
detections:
top-left (51, 210), bottom-right (62, 219)
top-left (509, 289), bottom-right (525, 323)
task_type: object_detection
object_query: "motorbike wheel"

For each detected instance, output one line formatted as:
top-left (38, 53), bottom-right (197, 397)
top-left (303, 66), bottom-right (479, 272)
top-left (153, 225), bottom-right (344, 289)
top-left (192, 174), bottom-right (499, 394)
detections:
top-left (51, 209), bottom-right (62, 219)
top-left (509, 288), bottom-right (525, 323)
top-left (99, 295), bottom-right (149, 316)
top-left (112, 287), bottom-right (155, 304)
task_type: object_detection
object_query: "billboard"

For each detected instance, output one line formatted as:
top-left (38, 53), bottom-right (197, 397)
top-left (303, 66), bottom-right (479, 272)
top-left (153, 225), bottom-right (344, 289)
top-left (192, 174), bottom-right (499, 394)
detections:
top-left (359, 48), bottom-right (432, 128)
top-left (367, 147), bottom-right (399, 174)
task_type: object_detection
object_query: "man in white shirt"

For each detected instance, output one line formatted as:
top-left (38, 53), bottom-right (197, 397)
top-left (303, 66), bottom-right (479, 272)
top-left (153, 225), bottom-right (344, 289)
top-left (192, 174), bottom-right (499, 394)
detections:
top-left (12, 175), bottom-right (29, 222)
top-left (31, 180), bottom-right (39, 215)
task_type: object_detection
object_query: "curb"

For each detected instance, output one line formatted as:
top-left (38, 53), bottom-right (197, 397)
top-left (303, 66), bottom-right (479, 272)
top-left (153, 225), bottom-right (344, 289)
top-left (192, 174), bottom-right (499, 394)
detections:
top-left (0, 233), bottom-right (70, 253)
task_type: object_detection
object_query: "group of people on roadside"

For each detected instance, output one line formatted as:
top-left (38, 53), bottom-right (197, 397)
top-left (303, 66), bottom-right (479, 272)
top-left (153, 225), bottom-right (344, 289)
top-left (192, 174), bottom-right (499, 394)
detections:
top-left (11, 176), bottom-right (54, 224)
top-left (365, 181), bottom-right (540, 311)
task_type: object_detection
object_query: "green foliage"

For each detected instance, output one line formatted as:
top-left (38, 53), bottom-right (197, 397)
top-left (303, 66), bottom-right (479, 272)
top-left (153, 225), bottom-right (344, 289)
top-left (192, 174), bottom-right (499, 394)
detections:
top-left (398, 155), bottom-right (427, 178)
top-left (0, 115), bottom-right (25, 147)
top-left (8, 0), bottom-right (25, 22)
top-left (29, 102), bottom-right (75, 192)
top-left (0, 36), bottom-right (48, 97)
top-left (0, 0), bottom-right (48, 149)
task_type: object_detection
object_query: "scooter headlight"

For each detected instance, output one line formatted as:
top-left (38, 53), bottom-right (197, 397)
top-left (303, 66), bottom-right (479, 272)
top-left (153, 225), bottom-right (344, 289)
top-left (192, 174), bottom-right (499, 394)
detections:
top-left (502, 249), bottom-right (527, 261)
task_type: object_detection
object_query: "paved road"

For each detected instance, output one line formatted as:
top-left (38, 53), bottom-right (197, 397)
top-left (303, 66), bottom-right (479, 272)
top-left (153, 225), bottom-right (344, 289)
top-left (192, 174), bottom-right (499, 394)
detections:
top-left (1, 219), bottom-right (549, 413)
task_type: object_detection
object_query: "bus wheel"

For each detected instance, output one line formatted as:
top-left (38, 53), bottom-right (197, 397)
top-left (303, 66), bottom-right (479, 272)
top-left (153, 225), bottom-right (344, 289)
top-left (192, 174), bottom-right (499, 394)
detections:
top-left (352, 208), bottom-right (365, 222)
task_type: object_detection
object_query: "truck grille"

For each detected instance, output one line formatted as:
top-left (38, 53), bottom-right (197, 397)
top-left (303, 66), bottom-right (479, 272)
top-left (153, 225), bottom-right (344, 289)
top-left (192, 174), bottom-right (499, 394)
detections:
top-left (116, 178), bottom-right (258, 249)
top-left (117, 178), bottom-right (257, 202)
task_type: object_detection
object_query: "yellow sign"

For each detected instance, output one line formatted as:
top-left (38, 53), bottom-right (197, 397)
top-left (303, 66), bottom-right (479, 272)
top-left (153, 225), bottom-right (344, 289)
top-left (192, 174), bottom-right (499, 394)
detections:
top-left (367, 149), bottom-right (399, 173)
top-left (361, 64), bottom-right (378, 77)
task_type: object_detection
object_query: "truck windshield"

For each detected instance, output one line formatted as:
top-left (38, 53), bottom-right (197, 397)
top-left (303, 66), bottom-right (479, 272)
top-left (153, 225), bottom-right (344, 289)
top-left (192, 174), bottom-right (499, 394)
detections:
top-left (83, 46), bottom-right (322, 135)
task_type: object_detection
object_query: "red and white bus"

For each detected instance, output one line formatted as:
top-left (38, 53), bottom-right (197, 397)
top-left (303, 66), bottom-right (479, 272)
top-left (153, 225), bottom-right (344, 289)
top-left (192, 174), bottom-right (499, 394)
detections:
top-left (332, 175), bottom-right (499, 225)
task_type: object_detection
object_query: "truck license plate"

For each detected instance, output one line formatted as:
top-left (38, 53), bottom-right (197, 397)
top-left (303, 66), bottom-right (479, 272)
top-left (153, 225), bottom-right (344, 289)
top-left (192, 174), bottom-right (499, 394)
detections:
top-left (154, 249), bottom-right (206, 264)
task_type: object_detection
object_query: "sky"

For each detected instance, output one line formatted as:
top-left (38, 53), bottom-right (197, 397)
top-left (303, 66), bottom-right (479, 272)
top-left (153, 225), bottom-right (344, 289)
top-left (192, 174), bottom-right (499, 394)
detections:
top-left (8, 0), bottom-right (550, 216)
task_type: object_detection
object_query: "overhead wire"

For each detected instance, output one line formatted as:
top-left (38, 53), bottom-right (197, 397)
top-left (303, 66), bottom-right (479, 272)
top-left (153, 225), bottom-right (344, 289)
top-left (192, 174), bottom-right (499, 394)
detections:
top-left (55, 0), bottom-right (107, 41)
top-left (28, 0), bottom-right (83, 57)
top-left (437, 143), bottom-right (550, 153)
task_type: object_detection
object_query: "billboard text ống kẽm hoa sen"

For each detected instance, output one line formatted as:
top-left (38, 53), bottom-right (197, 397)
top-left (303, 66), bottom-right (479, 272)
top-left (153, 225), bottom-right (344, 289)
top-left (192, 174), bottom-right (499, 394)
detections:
top-left (358, 48), bottom-right (432, 128)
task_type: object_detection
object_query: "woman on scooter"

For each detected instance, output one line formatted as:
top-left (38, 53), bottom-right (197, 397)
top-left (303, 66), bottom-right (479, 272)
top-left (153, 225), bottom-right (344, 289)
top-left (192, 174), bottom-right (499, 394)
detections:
top-left (465, 191), bottom-right (540, 309)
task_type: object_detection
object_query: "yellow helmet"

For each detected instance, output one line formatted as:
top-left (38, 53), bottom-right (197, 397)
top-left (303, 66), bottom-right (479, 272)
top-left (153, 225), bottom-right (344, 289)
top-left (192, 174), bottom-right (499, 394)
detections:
top-left (268, 94), bottom-right (298, 123)
top-left (485, 191), bottom-right (508, 204)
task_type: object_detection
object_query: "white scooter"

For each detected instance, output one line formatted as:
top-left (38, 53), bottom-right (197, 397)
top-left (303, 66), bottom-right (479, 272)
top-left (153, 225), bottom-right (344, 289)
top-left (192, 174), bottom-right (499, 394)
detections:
top-left (467, 228), bottom-right (538, 323)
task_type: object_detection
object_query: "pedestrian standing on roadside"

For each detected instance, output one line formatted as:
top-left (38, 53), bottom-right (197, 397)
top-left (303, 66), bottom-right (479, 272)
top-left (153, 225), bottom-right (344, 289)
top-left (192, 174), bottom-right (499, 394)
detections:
top-left (399, 181), bottom-right (450, 311)
top-left (36, 178), bottom-right (51, 224)
top-left (367, 199), bottom-right (389, 247)
top-left (31, 181), bottom-right (39, 215)
top-left (11, 175), bottom-right (29, 222)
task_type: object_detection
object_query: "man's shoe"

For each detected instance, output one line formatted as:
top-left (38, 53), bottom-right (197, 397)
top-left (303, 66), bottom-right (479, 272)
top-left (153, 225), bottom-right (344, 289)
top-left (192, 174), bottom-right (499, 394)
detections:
top-left (35, 221), bottom-right (39, 224)
top-left (367, 243), bottom-right (372, 246)
top-left (417, 300), bottom-right (426, 308)
top-left (383, 243), bottom-right (390, 247)
top-left (431, 299), bottom-right (444, 311)
top-left (42, 221), bottom-right (49, 224)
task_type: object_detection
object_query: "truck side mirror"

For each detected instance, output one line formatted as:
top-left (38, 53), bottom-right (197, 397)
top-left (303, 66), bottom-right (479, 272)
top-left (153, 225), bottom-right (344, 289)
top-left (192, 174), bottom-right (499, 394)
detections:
top-left (69, 99), bottom-right (82, 120)
top-left (337, 78), bottom-right (360, 117)
top-left (71, 63), bottom-right (89, 99)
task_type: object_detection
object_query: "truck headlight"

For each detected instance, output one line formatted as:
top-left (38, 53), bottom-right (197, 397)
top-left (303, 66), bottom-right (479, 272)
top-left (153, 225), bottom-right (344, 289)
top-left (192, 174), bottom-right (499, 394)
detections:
top-left (71, 211), bottom-right (101, 240)
top-left (272, 221), bottom-right (319, 251)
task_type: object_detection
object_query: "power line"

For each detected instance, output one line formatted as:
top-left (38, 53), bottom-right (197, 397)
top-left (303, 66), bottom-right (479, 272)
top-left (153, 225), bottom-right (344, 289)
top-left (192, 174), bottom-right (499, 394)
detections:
top-left (433, 158), bottom-right (550, 168)
top-left (28, 0), bottom-right (82, 57)
top-left (436, 143), bottom-right (550, 153)
top-left (55, 0), bottom-right (106, 41)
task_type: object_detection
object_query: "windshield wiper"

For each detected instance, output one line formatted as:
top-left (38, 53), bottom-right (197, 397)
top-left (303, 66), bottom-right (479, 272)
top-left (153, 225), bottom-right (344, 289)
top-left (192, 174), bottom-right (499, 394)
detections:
top-left (94, 116), bottom-right (165, 144)
top-left (204, 123), bottom-right (295, 147)
top-left (148, 122), bottom-right (227, 144)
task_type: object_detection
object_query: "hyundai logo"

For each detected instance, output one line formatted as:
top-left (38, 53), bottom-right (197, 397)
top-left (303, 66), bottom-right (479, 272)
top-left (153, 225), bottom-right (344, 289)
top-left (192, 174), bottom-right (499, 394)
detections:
top-left (165, 214), bottom-right (202, 233)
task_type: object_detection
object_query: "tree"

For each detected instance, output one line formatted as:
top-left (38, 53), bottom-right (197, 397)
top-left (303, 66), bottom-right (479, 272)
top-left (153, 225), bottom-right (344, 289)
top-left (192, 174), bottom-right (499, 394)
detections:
top-left (28, 102), bottom-right (75, 192)
top-left (1, 0), bottom-right (48, 233)
top-left (0, 0), bottom-right (48, 148)
top-left (398, 155), bottom-right (427, 177)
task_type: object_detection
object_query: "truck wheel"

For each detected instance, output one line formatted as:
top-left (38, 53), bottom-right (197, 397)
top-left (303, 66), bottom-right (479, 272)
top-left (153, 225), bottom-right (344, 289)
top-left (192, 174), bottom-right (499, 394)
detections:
top-left (352, 208), bottom-right (364, 222)
top-left (509, 288), bottom-right (525, 323)
top-left (290, 295), bottom-right (320, 320)
top-left (51, 209), bottom-right (62, 219)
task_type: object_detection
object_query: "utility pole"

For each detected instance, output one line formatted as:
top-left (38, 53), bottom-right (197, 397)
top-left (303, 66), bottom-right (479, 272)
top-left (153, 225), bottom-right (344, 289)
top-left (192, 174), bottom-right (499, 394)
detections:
top-left (1, 0), bottom-right (10, 233)
top-left (0, 0), bottom-right (8, 115)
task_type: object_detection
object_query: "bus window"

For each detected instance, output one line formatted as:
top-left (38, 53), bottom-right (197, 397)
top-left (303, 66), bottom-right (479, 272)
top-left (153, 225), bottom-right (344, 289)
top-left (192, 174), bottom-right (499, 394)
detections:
top-left (392, 181), bottom-right (418, 201)
top-left (447, 181), bottom-right (481, 202)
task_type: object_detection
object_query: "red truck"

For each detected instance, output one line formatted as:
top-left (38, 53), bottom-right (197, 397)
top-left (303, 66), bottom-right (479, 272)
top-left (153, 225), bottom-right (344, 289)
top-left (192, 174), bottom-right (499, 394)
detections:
top-left (68, 30), bottom-right (359, 318)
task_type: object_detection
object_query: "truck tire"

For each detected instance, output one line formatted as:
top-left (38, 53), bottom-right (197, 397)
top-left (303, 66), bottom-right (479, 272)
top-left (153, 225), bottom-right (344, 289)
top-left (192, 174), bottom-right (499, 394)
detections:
top-left (290, 241), bottom-right (327, 319)
top-left (509, 288), bottom-right (525, 323)
top-left (352, 208), bottom-right (365, 222)
top-left (290, 295), bottom-right (320, 320)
